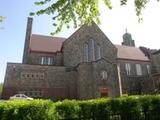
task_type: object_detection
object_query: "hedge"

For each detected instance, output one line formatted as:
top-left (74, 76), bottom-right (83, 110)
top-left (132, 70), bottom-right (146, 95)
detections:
top-left (0, 95), bottom-right (160, 119)
top-left (0, 100), bottom-right (52, 120)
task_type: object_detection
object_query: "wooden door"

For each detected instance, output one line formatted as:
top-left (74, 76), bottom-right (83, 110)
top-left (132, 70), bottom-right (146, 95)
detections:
top-left (100, 88), bottom-right (108, 97)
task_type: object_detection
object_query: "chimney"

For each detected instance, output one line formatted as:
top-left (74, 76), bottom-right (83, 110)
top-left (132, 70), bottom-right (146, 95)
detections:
top-left (22, 17), bottom-right (33, 64)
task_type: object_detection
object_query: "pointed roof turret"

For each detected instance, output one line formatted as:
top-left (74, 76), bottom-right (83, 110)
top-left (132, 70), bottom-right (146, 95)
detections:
top-left (122, 29), bottom-right (135, 47)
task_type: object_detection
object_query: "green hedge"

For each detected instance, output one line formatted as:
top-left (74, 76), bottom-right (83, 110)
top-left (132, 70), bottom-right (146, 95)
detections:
top-left (1, 95), bottom-right (160, 119)
top-left (0, 100), bottom-right (52, 120)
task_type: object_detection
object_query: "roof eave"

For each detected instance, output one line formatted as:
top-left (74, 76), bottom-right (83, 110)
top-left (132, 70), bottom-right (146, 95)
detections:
top-left (117, 58), bottom-right (151, 62)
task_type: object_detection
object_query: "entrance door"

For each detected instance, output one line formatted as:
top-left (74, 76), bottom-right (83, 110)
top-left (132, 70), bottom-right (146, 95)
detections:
top-left (99, 88), bottom-right (108, 97)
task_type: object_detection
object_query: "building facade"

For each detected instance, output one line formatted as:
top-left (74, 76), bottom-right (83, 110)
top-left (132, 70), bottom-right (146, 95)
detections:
top-left (2, 18), bottom-right (156, 100)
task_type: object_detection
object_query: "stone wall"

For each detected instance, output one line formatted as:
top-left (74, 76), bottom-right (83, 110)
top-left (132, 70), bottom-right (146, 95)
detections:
top-left (76, 59), bottom-right (120, 100)
top-left (126, 74), bottom-right (156, 95)
top-left (2, 63), bottom-right (77, 100)
top-left (150, 73), bottom-right (160, 94)
top-left (27, 52), bottom-right (63, 66)
top-left (63, 22), bottom-right (117, 67)
top-left (118, 59), bottom-right (151, 94)
top-left (152, 53), bottom-right (160, 72)
top-left (127, 75), bottom-right (152, 95)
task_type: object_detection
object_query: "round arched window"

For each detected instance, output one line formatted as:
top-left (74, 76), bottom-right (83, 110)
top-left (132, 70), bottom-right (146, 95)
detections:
top-left (100, 70), bottom-right (108, 80)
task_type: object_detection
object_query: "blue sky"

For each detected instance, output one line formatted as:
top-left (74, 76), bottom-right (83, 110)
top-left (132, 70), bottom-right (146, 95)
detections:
top-left (0, 0), bottom-right (160, 83)
top-left (0, 0), bottom-right (75, 83)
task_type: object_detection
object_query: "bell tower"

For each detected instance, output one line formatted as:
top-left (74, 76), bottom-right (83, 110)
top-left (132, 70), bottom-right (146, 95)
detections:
top-left (122, 29), bottom-right (135, 47)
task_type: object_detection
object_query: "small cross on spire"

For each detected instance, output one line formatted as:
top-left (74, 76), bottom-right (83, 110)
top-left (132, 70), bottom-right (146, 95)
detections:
top-left (125, 28), bottom-right (128, 33)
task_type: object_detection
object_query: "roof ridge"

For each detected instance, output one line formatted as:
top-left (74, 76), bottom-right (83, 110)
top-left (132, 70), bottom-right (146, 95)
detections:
top-left (114, 44), bottom-right (140, 49)
top-left (32, 34), bottom-right (67, 39)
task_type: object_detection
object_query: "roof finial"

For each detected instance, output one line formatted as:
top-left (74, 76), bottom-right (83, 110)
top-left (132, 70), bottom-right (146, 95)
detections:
top-left (125, 28), bottom-right (128, 33)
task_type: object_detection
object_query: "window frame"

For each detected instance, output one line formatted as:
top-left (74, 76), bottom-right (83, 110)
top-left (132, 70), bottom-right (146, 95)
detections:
top-left (40, 56), bottom-right (54, 65)
top-left (83, 43), bottom-right (89, 62)
top-left (40, 57), bottom-right (44, 65)
top-left (136, 64), bottom-right (142, 76)
top-left (89, 39), bottom-right (95, 61)
top-left (125, 63), bottom-right (131, 75)
top-left (96, 44), bottom-right (101, 60)
top-left (146, 64), bottom-right (151, 74)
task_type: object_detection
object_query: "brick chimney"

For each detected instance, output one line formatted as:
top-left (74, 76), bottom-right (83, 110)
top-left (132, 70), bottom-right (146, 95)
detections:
top-left (22, 17), bottom-right (33, 64)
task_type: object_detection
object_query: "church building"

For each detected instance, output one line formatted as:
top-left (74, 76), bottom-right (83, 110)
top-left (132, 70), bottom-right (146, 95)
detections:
top-left (2, 18), bottom-right (156, 100)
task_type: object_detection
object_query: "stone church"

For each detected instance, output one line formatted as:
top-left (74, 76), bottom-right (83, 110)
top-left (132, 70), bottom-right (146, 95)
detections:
top-left (2, 17), bottom-right (160, 100)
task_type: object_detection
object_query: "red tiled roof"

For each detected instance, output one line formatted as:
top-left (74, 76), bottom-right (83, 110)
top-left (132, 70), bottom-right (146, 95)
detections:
top-left (29, 34), bottom-right (66, 53)
top-left (29, 34), bottom-right (150, 61)
top-left (115, 45), bottom-right (150, 61)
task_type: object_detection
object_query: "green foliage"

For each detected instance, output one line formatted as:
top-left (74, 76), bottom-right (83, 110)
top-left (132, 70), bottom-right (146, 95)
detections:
top-left (78, 100), bottom-right (97, 118)
top-left (0, 100), bottom-right (52, 120)
top-left (0, 16), bottom-right (5, 23)
top-left (30, 0), bottom-right (159, 34)
top-left (1, 95), bottom-right (160, 119)
top-left (121, 96), bottom-right (142, 119)
top-left (110, 98), bottom-right (122, 114)
top-left (53, 100), bottom-right (80, 119)
top-left (0, 83), bottom-right (3, 98)
top-left (30, 0), bottom-right (106, 34)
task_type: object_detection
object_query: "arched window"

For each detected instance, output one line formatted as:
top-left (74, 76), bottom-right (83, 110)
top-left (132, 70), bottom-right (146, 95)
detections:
top-left (89, 39), bottom-right (95, 61)
top-left (125, 63), bottom-right (131, 75)
top-left (83, 43), bottom-right (89, 62)
top-left (136, 64), bottom-right (142, 75)
top-left (96, 44), bottom-right (101, 60)
top-left (101, 70), bottom-right (108, 80)
top-left (146, 64), bottom-right (151, 74)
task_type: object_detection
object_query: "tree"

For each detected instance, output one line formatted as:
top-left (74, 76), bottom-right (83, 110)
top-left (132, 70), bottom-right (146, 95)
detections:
top-left (0, 16), bottom-right (5, 23)
top-left (0, 83), bottom-right (3, 98)
top-left (30, 0), bottom-right (159, 34)
top-left (0, 16), bottom-right (5, 30)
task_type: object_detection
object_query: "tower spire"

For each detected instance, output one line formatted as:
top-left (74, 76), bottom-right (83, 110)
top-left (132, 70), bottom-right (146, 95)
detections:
top-left (125, 28), bottom-right (128, 33)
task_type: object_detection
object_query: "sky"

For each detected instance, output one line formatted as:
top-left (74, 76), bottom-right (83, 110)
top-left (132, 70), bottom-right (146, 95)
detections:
top-left (0, 0), bottom-right (160, 83)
